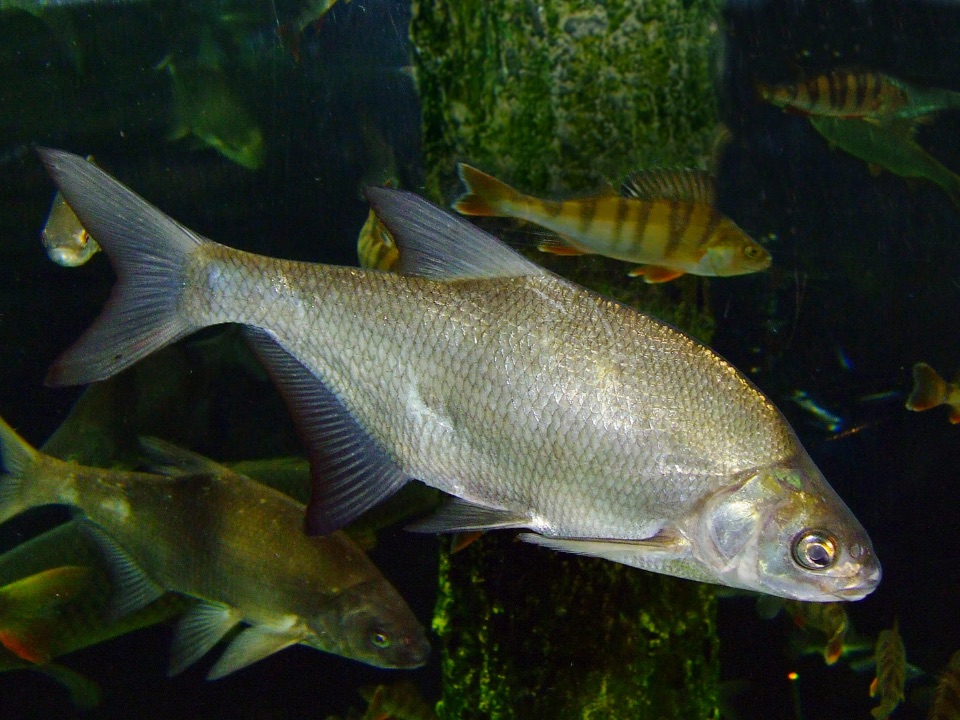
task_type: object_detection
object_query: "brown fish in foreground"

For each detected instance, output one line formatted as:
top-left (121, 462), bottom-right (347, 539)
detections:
top-left (0, 415), bottom-right (429, 679)
top-left (36, 149), bottom-right (878, 602)
top-left (906, 363), bottom-right (960, 423)
top-left (870, 619), bottom-right (906, 720)
top-left (452, 163), bottom-right (770, 283)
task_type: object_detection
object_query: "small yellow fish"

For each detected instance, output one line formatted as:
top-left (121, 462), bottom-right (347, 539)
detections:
top-left (0, 566), bottom-right (90, 665)
top-left (870, 619), bottom-right (906, 720)
top-left (358, 180), bottom-right (401, 272)
top-left (41, 155), bottom-right (100, 267)
top-left (905, 363), bottom-right (960, 423)
top-left (930, 650), bottom-right (960, 720)
top-left (278, 0), bottom-right (340, 62)
top-left (784, 600), bottom-right (849, 666)
top-left (758, 70), bottom-right (912, 121)
top-left (452, 163), bottom-right (770, 283)
top-left (359, 681), bottom-right (438, 720)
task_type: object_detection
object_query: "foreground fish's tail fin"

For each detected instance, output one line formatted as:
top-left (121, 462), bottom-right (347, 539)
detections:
top-left (452, 163), bottom-right (526, 217)
top-left (36, 148), bottom-right (206, 386)
top-left (0, 415), bottom-right (45, 525)
top-left (0, 566), bottom-right (91, 664)
top-left (905, 362), bottom-right (947, 413)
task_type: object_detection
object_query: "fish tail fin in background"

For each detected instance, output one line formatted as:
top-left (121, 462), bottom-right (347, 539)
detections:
top-left (36, 148), bottom-right (206, 387)
top-left (0, 414), bottom-right (51, 524)
top-left (452, 163), bottom-right (527, 217)
top-left (906, 362), bottom-right (947, 413)
top-left (0, 566), bottom-right (91, 664)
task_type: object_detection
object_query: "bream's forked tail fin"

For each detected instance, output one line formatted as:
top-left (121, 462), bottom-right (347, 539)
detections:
top-left (37, 148), bottom-right (207, 386)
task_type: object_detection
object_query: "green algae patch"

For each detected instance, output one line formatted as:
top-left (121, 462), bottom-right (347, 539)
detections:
top-left (412, 0), bottom-right (722, 201)
top-left (433, 535), bottom-right (719, 720)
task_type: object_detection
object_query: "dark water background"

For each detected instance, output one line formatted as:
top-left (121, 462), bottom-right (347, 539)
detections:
top-left (1, 0), bottom-right (959, 718)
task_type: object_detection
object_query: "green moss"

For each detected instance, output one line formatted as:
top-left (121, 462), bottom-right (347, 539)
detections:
top-left (413, 0), bottom-right (722, 201)
top-left (432, 535), bottom-right (719, 720)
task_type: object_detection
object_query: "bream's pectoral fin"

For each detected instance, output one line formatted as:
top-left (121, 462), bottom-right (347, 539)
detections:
top-left (406, 497), bottom-right (529, 533)
top-left (519, 529), bottom-right (689, 565)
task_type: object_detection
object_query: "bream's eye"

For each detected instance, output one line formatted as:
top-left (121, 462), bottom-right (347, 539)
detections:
top-left (792, 530), bottom-right (837, 570)
top-left (371, 630), bottom-right (391, 648)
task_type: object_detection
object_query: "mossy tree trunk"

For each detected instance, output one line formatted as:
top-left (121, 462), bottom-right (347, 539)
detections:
top-left (410, 2), bottom-right (723, 718)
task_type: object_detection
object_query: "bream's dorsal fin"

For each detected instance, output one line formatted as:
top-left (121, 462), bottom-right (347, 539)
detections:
top-left (364, 186), bottom-right (546, 280)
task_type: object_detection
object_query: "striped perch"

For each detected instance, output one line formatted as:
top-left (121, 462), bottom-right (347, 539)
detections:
top-left (757, 69), bottom-right (912, 121)
top-left (452, 163), bottom-right (770, 283)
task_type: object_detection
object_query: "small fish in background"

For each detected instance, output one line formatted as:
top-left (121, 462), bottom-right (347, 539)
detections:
top-left (871, 620), bottom-right (907, 720)
top-left (37, 150), bottom-right (881, 602)
top-left (0, 417), bottom-right (430, 679)
top-left (755, 595), bottom-right (849, 665)
top-left (359, 680), bottom-right (438, 720)
top-left (930, 650), bottom-right (960, 720)
top-left (809, 117), bottom-right (960, 207)
top-left (757, 68), bottom-right (960, 123)
top-left (41, 155), bottom-right (101, 267)
top-left (157, 53), bottom-right (264, 171)
top-left (791, 630), bottom-right (875, 668)
top-left (787, 601), bottom-right (849, 666)
top-left (277, 0), bottom-right (340, 62)
top-left (0, 565), bottom-right (90, 665)
top-left (0, 1), bottom-right (84, 73)
top-left (758, 70), bottom-right (910, 121)
top-left (452, 163), bottom-right (771, 283)
top-left (789, 389), bottom-right (844, 434)
top-left (906, 363), bottom-right (960, 423)
top-left (358, 179), bottom-right (401, 271)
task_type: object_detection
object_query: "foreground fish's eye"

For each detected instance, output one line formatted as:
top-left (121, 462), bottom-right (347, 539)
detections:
top-left (371, 630), bottom-right (392, 648)
top-left (792, 530), bottom-right (837, 570)
top-left (743, 245), bottom-right (763, 260)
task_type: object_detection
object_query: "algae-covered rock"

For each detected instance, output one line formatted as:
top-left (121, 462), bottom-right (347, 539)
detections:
top-left (413, 0), bottom-right (722, 199)
top-left (412, 2), bottom-right (724, 718)
top-left (433, 535), bottom-right (719, 720)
